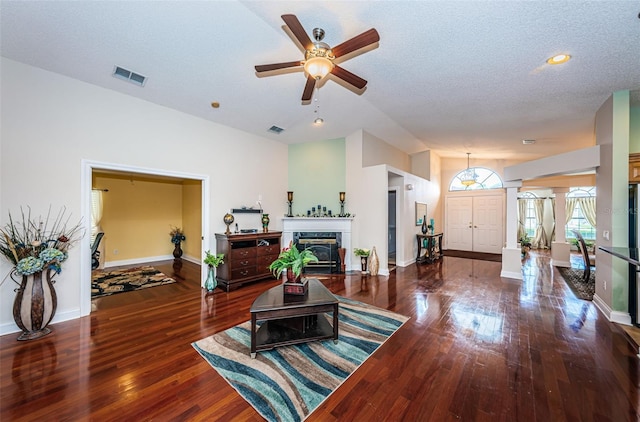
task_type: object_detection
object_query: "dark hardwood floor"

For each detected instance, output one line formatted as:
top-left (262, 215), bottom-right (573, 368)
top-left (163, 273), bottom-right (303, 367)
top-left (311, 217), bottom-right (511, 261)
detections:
top-left (1, 252), bottom-right (639, 421)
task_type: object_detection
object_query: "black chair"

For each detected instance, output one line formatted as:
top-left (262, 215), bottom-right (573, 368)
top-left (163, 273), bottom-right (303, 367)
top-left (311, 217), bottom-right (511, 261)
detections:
top-left (91, 232), bottom-right (104, 270)
top-left (572, 230), bottom-right (595, 282)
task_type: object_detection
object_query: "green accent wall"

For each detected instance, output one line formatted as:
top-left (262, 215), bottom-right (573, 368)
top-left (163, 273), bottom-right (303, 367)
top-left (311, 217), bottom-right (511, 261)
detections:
top-left (288, 138), bottom-right (346, 216)
top-left (612, 91), bottom-right (631, 311)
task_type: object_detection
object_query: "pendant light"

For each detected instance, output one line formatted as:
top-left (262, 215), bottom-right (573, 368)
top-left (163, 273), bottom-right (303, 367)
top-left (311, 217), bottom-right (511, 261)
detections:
top-left (460, 153), bottom-right (477, 186)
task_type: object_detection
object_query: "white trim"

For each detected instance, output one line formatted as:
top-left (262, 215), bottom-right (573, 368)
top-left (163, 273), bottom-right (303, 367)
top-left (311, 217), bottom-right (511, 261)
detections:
top-left (550, 259), bottom-right (571, 267)
top-left (0, 309), bottom-right (80, 336)
top-left (81, 159), bottom-right (210, 317)
top-left (592, 293), bottom-right (633, 325)
top-left (104, 254), bottom-right (200, 268)
top-left (500, 270), bottom-right (523, 280)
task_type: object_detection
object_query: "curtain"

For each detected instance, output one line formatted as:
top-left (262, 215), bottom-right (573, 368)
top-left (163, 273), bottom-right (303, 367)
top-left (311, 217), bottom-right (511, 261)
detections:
top-left (532, 199), bottom-right (547, 249)
top-left (91, 190), bottom-right (104, 242)
top-left (565, 197), bottom-right (578, 225)
top-left (517, 199), bottom-right (527, 242)
top-left (579, 197), bottom-right (597, 229)
top-left (550, 198), bottom-right (556, 243)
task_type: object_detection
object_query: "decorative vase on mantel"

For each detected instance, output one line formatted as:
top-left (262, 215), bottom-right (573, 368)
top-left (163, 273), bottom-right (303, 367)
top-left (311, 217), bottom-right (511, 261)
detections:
top-left (173, 242), bottom-right (183, 259)
top-left (12, 269), bottom-right (57, 341)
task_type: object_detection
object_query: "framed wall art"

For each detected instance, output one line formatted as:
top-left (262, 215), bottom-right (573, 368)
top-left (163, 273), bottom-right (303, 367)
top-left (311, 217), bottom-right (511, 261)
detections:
top-left (415, 202), bottom-right (427, 226)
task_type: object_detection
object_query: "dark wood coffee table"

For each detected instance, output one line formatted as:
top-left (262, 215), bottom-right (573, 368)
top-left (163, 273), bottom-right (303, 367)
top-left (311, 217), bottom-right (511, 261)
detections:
top-left (250, 278), bottom-right (339, 358)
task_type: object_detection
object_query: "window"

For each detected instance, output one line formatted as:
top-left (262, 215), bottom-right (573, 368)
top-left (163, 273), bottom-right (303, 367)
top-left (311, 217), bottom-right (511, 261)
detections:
top-left (449, 167), bottom-right (503, 191)
top-left (566, 187), bottom-right (596, 240)
top-left (520, 192), bottom-right (537, 238)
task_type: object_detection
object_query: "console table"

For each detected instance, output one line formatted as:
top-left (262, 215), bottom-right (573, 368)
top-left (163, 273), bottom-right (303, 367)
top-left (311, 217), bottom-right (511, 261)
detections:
top-left (215, 231), bottom-right (282, 291)
top-left (416, 233), bottom-right (443, 264)
top-left (249, 278), bottom-right (339, 358)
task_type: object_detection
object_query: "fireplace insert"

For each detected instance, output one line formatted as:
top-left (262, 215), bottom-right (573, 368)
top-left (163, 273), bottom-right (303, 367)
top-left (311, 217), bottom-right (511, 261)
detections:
top-left (293, 232), bottom-right (342, 274)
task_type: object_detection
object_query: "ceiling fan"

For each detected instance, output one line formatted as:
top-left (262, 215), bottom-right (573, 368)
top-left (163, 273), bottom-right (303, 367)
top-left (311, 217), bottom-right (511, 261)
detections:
top-left (255, 14), bottom-right (380, 102)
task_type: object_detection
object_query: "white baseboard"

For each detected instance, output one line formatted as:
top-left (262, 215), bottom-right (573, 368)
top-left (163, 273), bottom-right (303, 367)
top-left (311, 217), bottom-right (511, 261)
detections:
top-left (105, 254), bottom-right (200, 268)
top-left (0, 308), bottom-right (81, 336)
top-left (500, 270), bottom-right (523, 280)
top-left (592, 294), bottom-right (633, 325)
top-left (550, 259), bottom-right (571, 267)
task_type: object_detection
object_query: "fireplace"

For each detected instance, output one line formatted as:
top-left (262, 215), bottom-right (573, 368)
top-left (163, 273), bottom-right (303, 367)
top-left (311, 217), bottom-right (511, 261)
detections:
top-left (294, 232), bottom-right (341, 273)
top-left (282, 217), bottom-right (353, 272)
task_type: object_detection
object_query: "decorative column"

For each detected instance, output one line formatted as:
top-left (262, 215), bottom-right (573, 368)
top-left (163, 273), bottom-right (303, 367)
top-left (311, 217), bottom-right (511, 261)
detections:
top-left (501, 183), bottom-right (523, 279)
top-left (551, 188), bottom-right (571, 267)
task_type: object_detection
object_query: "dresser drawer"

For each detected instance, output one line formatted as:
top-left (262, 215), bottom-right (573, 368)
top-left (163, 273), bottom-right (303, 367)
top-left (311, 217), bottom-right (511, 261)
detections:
top-left (257, 244), bottom-right (280, 256)
top-left (234, 256), bottom-right (256, 269)
top-left (232, 266), bottom-right (256, 280)
top-left (231, 247), bottom-right (256, 259)
top-left (256, 254), bottom-right (277, 274)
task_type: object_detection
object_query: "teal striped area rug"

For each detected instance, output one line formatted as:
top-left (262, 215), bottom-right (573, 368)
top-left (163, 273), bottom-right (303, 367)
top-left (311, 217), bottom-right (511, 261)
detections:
top-left (192, 296), bottom-right (409, 422)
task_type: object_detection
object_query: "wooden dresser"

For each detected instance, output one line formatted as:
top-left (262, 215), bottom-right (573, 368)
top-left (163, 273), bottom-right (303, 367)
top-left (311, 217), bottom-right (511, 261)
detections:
top-left (215, 231), bottom-right (282, 291)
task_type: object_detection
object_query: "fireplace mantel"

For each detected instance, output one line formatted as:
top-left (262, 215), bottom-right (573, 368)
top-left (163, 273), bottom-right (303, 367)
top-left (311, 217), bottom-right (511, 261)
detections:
top-left (282, 217), bottom-right (354, 271)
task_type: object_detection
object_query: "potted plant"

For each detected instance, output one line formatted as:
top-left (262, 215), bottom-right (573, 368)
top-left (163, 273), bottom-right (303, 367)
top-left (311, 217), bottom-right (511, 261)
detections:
top-left (169, 226), bottom-right (186, 259)
top-left (203, 250), bottom-right (224, 292)
top-left (354, 248), bottom-right (370, 274)
top-left (0, 206), bottom-right (82, 340)
top-left (268, 241), bottom-right (318, 283)
top-left (519, 234), bottom-right (532, 257)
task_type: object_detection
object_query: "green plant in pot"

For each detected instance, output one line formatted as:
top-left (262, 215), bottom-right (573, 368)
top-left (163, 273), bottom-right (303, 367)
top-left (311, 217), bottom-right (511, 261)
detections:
top-left (203, 250), bottom-right (224, 292)
top-left (268, 241), bottom-right (318, 283)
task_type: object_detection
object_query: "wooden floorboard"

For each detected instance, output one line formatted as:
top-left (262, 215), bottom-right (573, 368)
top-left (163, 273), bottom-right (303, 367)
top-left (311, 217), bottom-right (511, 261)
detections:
top-left (1, 252), bottom-right (639, 421)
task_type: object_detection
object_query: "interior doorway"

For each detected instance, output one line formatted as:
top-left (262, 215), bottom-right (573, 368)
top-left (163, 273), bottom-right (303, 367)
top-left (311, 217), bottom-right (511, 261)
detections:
top-left (388, 189), bottom-right (397, 268)
top-left (80, 159), bottom-right (210, 317)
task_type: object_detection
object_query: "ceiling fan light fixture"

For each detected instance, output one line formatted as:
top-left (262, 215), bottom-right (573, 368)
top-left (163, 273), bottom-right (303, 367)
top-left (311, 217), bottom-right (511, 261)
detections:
top-left (304, 56), bottom-right (333, 79)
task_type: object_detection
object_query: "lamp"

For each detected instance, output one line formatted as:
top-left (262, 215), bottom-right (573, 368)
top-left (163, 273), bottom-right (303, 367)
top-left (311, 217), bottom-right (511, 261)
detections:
top-left (287, 191), bottom-right (293, 217)
top-left (304, 57), bottom-right (333, 79)
top-left (460, 152), bottom-right (477, 187)
top-left (339, 192), bottom-right (346, 216)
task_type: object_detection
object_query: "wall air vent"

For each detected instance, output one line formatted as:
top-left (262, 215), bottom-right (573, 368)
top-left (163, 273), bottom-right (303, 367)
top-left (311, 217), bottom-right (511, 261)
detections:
top-left (112, 66), bottom-right (147, 87)
top-left (268, 125), bottom-right (285, 134)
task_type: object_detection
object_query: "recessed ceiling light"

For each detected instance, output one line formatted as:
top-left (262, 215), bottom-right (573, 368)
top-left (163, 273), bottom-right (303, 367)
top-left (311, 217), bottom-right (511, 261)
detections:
top-left (546, 54), bottom-right (571, 65)
top-left (522, 139), bottom-right (536, 145)
top-left (313, 117), bottom-right (324, 126)
top-left (210, 102), bottom-right (220, 109)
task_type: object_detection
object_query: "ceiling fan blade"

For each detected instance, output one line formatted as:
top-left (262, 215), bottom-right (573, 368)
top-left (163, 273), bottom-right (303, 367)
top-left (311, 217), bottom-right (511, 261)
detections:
top-left (331, 65), bottom-right (367, 89)
top-left (332, 28), bottom-right (380, 59)
top-left (255, 61), bottom-right (303, 73)
top-left (302, 76), bottom-right (316, 101)
top-left (282, 14), bottom-right (313, 50)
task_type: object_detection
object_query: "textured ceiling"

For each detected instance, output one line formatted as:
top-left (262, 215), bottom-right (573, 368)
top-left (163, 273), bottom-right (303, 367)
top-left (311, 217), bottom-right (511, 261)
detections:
top-left (1, 1), bottom-right (639, 160)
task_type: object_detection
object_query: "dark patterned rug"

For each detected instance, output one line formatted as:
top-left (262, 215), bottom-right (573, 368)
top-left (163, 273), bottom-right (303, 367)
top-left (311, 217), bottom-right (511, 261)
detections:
top-left (557, 267), bottom-right (595, 300)
top-left (91, 266), bottom-right (176, 298)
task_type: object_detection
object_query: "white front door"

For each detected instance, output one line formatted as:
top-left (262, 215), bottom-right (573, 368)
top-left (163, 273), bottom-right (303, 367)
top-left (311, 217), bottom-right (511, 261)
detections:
top-left (472, 195), bottom-right (504, 253)
top-left (446, 197), bottom-right (473, 251)
top-left (445, 194), bottom-right (504, 253)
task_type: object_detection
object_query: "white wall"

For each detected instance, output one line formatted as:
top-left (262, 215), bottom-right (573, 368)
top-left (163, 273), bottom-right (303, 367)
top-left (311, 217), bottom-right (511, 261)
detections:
top-left (0, 58), bottom-right (288, 334)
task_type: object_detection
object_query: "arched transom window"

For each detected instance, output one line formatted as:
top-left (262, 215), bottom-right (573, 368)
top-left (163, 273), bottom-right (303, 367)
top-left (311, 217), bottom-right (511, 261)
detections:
top-left (449, 167), bottom-right (503, 191)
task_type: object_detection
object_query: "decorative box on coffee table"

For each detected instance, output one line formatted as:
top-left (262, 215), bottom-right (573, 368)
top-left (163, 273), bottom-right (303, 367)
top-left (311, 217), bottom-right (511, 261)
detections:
top-left (283, 278), bottom-right (308, 295)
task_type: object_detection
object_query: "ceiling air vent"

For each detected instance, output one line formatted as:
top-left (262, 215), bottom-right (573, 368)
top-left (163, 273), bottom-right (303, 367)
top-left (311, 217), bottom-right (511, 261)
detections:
top-left (268, 125), bottom-right (285, 134)
top-left (112, 65), bottom-right (147, 87)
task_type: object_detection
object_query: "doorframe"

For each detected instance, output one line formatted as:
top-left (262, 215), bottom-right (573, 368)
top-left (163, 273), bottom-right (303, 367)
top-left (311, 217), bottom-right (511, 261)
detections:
top-left (387, 187), bottom-right (399, 264)
top-left (80, 159), bottom-right (210, 317)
